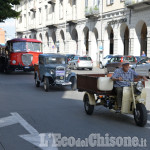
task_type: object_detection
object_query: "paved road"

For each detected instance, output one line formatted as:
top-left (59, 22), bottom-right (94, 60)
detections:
top-left (0, 69), bottom-right (149, 150)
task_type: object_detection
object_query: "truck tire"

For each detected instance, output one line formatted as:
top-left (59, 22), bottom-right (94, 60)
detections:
top-left (70, 76), bottom-right (77, 91)
top-left (83, 93), bottom-right (94, 115)
top-left (44, 77), bottom-right (49, 92)
top-left (134, 103), bottom-right (147, 127)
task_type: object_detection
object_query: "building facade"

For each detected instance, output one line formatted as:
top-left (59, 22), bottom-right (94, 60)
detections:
top-left (15, 0), bottom-right (150, 66)
top-left (0, 28), bottom-right (5, 45)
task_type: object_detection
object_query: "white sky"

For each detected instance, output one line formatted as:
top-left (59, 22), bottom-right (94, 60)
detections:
top-left (0, 19), bottom-right (16, 41)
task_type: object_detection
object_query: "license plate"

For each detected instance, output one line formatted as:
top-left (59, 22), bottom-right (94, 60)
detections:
top-left (56, 70), bottom-right (65, 76)
top-left (24, 66), bottom-right (30, 69)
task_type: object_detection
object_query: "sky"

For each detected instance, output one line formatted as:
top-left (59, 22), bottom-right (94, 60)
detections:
top-left (0, 19), bottom-right (16, 41)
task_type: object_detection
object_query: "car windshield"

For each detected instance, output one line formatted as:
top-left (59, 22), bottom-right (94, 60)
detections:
top-left (104, 55), bottom-right (112, 59)
top-left (45, 57), bottom-right (66, 65)
top-left (123, 57), bottom-right (135, 62)
top-left (79, 57), bottom-right (91, 60)
top-left (138, 58), bottom-right (150, 64)
top-left (12, 42), bottom-right (42, 52)
top-left (110, 57), bottom-right (121, 62)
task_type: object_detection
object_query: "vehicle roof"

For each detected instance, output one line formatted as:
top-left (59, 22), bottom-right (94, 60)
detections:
top-left (112, 55), bottom-right (135, 58)
top-left (39, 53), bottom-right (66, 58)
top-left (7, 38), bottom-right (42, 43)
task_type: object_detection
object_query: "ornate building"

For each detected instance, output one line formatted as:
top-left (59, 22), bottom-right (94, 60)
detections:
top-left (15, 0), bottom-right (150, 66)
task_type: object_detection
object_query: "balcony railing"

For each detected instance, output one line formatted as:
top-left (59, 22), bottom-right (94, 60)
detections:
top-left (85, 5), bottom-right (100, 18)
top-left (125, 0), bottom-right (150, 7)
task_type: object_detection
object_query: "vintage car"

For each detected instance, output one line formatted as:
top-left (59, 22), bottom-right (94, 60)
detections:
top-left (34, 54), bottom-right (77, 92)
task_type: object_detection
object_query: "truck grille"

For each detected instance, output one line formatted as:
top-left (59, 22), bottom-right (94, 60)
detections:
top-left (22, 54), bottom-right (33, 66)
top-left (56, 66), bottom-right (65, 81)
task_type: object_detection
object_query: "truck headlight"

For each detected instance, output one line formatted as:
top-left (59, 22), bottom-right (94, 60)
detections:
top-left (136, 81), bottom-right (144, 92)
top-left (50, 69), bottom-right (55, 75)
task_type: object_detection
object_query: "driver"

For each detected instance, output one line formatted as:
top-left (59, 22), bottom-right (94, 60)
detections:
top-left (111, 60), bottom-right (148, 112)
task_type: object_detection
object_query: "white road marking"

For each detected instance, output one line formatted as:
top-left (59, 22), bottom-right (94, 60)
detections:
top-left (0, 115), bottom-right (18, 128)
top-left (0, 113), bottom-right (58, 150)
top-left (11, 112), bottom-right (39, 135)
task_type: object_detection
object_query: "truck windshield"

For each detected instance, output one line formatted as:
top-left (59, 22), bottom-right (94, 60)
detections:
top-left (45, 57), bottom-right (66, 65)
top-left (12, 42), bottom-right (42, 52)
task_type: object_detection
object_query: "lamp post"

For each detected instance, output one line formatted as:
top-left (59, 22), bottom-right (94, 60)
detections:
top-left (56, 41), bottom-right (60, 53)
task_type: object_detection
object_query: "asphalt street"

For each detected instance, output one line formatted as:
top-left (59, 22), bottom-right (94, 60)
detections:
top-left (0, 68), bottom-right (149, 150)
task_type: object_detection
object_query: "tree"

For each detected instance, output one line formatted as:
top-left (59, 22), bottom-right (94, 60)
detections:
top-left (0, 0), bottom-right (21, 22)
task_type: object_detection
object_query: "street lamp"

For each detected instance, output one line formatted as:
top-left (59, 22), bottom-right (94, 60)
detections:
top-left (56, 41), bottom-right (60, 53)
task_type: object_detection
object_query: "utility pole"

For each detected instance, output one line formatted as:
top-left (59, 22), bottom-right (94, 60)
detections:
top-left (99, 0), bottom-right (103, 64)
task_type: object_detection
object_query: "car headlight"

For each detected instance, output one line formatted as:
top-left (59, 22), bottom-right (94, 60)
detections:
top-left (50, 69), bottom-right (55, 75)
top-left (136, 81), bottom-right (144, 92)
top-left (66, 69), bottom-right (71, 77)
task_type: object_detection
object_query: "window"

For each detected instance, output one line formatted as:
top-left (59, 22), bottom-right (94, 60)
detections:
top-left (72, 0), bottom-right (76, 5)
top-left (39, 8), bottom-right (42, 24)
top-left (39, 57), bottom-right (44, 65)
top-left (59, 0), bottom-right (63, 19)
top-left (93, 0), bottom-right (100, 6)
top-left (85, 0), bottom-right (88, 8)
top-left (107, 0), bottom-right (114, 5)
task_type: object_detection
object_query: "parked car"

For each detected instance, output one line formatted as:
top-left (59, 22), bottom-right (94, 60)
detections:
top-left (99, 55), bottom-right (113, 69)
top-left (106, 55), bottom-right (137, 72)
top-left (34, 54), bottom-right (77, 92)
top-left (131, 57), bottom-right (150, 78)
top-left (66, 54), bottom-right (75, 64)
top-left (68, 55), bottom-right (93, 70)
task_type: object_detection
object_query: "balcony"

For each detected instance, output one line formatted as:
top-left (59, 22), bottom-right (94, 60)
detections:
top-left (85, 5), bottom-right (100, 18)
top-left (48, 0), bottom-right (56, 5)
top-left (28, 23), bottom-right (36, 32)
top-left (125, 0), bottom-right (150, 9)
top-left (46, 13), bottom-right (58, 29)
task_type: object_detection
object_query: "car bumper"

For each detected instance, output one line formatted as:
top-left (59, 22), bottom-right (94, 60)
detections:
top-left (56, 80), bottom-right (72, 86)
top-left (77, 64), bottom-right (93, 68)
top-left (8, 65), bottom-right (34, 71)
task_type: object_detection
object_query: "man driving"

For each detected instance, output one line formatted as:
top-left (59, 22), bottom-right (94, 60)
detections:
top-left (111, 60), bottom-right (148, 112)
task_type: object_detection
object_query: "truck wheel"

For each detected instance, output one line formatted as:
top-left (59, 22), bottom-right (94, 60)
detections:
top-left (70, 76), bottom-right (77, 91)
top-left (44, 77), bottom-right (49, 92)
top-left (134, 103), bottom-right (147, 127)
top-left (83, 93), bottom-right (94, 115)
top-left (35, 77), bottom-right (40, 87)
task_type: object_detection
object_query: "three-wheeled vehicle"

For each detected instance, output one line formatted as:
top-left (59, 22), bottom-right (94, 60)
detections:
top-left (77, 74), bottom-right (147, 127)
top-left (34, 54), bottom-right (77, 92)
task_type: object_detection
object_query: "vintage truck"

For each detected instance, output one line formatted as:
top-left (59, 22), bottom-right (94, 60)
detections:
top-left (34, 54), bottom-right (77, 92)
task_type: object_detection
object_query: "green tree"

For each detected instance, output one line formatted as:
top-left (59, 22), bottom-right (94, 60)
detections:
top-left (0, 0), bottom-right (20, 22)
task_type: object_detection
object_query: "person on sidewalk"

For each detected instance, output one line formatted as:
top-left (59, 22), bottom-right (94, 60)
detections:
top-left (141, 51), bottom-right (146, 57)
top-left (111, 61), bottom-right (148, 112)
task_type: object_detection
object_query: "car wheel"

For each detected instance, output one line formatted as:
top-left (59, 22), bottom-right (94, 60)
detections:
top-left (83, 93), bottom-right (94, 115)
top-left (44, 77), bottom-right (49, 92)
top-left (70, 76), bottom-right (77, 91)
top-left (100, 63), bottom-right (103, 69)
top-left (134, 103), bottom-right (147, 127)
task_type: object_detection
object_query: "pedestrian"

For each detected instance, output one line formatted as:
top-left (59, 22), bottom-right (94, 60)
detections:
top-left (141, 51), bottom-right (146, 57)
